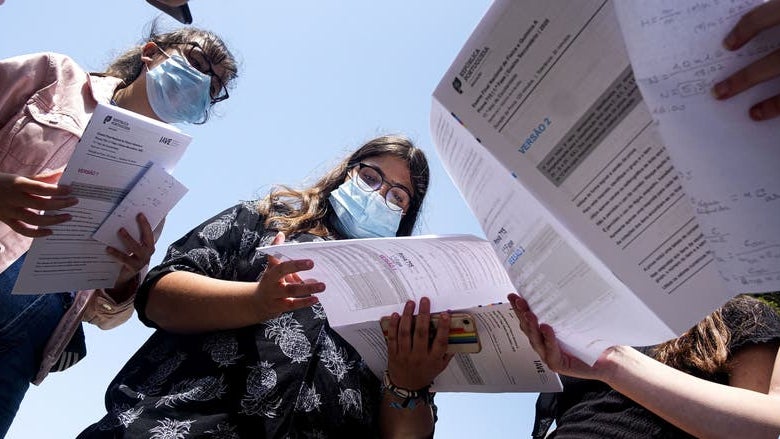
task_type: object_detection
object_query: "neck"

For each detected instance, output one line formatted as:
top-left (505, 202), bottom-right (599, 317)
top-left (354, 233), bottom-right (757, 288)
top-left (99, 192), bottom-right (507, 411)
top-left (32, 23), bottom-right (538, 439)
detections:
top-left (112, 79), bottom-right (161, 121)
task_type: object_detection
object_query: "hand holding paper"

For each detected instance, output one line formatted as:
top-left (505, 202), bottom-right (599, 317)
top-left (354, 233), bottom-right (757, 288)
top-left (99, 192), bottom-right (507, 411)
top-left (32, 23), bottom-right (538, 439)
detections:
top-left (259, 235), bottom-right (562, 392)
top-left (385, 298), bottom-right (454, 391)
top-left (509, 293), bottom-right (607, 381)
top-left (712, 0), bottom-right (780, 120)
top-left (92, 163), bottom-right (187, 251)
top-left (614, 1), bottom-right (780, 293)
top-left (254, 232), bottom-right (325, 321)
top-left (104, 212), bottom-right (156, 291)
top-left (0, 170), bottom-right (77, 238)
top-left (13, 103), bottom-right (191, 294)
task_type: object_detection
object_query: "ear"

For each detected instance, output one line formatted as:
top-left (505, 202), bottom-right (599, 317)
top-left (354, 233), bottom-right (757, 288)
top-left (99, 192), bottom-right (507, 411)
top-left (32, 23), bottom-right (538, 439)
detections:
top-left (140, 42), bottom-right (160, 67)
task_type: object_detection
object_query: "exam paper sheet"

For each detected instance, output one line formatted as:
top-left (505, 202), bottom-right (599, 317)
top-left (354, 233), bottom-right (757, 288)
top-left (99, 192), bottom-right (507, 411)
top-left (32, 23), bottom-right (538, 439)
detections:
top-left (92, 162), bottom-right (188, 250)
top-left (614, 0), bottom-right (780, 293)
top-left (260, 235), bottom-right (515, 326)
top-left (431, 99), bottom-right (672, 364)
top-left (260, 234), bottom-right (562, 392)
top-left (337, 303), bottom-right (562, 392)
top-left (13, 103), bottom-right (191, 294)
top-left (431, 0), bottom-right (735, 362)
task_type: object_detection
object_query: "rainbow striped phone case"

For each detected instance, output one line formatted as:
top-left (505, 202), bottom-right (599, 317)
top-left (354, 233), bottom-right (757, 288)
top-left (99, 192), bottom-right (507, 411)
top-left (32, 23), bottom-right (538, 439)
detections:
top-left (380, 312), bottom-right (481, 354)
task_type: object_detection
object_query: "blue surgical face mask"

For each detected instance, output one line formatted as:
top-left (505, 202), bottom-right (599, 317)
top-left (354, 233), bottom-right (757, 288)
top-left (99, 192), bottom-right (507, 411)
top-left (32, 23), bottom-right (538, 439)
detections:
top-left (145, 54), bottom-right (211, 124)
top-left (329, 176), bottom-right (403, 238)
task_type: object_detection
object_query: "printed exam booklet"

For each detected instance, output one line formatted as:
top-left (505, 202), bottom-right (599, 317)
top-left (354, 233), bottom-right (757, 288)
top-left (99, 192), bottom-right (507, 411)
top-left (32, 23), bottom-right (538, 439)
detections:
top-left (14, 103), bottom-right (190, 294)
top-left (430, 0), bottom-right (780, 364)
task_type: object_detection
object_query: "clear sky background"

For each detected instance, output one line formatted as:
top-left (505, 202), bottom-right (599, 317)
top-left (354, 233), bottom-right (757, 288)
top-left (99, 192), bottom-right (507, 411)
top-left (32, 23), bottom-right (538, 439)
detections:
top-left (1, 1), bottom-right (541, 437)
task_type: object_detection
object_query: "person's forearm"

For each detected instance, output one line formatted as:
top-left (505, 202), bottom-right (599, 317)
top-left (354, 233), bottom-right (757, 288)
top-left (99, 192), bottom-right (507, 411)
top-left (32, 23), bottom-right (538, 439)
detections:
top-left (379, 393), bottom-right (434, 439)
top-left (604, 346), bottom-right (780, 438)
top-left (145, 271), bottom-right (263, 334)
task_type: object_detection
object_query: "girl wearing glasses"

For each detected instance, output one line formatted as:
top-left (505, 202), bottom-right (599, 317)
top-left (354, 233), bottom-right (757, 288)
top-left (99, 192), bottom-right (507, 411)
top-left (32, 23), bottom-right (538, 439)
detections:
top-left (79, 136), bottom-right (451, 438)
top-left (0, 25), bottom-right (237, 436)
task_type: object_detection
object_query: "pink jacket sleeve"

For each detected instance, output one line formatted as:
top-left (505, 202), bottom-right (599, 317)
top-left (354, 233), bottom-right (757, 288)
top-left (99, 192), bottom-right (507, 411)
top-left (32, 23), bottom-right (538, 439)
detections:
top-left (83, 288), bottom-right (136, 330)
top-left (82, 217), bottom-right (166, 329)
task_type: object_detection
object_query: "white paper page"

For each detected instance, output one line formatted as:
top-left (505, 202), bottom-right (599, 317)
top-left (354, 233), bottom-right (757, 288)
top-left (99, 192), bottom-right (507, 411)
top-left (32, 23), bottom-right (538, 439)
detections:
top-left (614, 1), bottom-right (780, 293)
top-left (432, 99), bottom-right (674, 364)
top-left (336, 303), bottom-right (562, 393)
top-left (432, 0), bottom-right (731, 344)
top-left (258, 235), bottom-right (515, 327)
top-left (13, 103), bottom-right (191, 294)
top-left (92, 162), bottom-right (188, 250)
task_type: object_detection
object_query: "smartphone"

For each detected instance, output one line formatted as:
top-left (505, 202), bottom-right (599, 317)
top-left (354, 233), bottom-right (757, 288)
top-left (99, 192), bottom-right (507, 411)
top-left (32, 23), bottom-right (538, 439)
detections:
top-left (146, 0), bottom-right (193, 24)
top-left (379, 312), bottom-right (481, 354)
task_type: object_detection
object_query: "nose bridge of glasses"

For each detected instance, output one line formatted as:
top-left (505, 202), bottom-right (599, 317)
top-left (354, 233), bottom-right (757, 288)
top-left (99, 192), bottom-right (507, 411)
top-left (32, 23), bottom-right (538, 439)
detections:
top-left (355, 164), bottom-right (410, 210)
top-left (376, 179), bottom-right (394, 196)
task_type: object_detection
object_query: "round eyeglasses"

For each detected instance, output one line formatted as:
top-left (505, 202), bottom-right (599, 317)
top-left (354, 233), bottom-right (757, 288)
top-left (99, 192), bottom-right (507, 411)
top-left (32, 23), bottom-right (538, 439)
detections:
top-left (176, 42), bottom-right (230, 104)
top-left (353, 163), bottom-right (412, 212)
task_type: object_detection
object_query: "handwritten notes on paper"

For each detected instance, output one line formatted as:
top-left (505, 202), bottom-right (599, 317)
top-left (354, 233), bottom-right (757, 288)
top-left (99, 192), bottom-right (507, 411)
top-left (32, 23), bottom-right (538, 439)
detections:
top-left (93, 163), bottom-right (188, 250)
top-left (615, 1), bottom-right (780, 292)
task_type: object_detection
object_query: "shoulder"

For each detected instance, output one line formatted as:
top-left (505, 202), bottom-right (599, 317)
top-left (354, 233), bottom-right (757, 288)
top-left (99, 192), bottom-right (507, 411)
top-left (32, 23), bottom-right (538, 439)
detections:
top-left (10, 52), bottom-right (85, 79)
top-left (0, 52), bottom-right (85, 93)
top-left (236, 199), bottom-right (265, 220)
top-left (195, 201), bottom-right (272, 246)
top-left (226, 200), bottom-right (268, 233)
top-left (723, 295), bottom-right (780, 350)
top-left (203, 201), bottom-right (264, 225)
top-left (2, 52), bottom-right (81, 70)
top-left (40, 52), bottom-right (84, 71)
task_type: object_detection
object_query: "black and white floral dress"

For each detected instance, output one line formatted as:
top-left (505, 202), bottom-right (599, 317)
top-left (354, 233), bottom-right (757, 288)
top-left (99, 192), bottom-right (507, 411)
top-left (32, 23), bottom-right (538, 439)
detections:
top-left (79, 202), bottom-right (385, 438)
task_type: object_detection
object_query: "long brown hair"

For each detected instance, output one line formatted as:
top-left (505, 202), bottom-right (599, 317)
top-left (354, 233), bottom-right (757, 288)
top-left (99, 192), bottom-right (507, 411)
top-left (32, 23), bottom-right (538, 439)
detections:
top-left (652, 294), bottom-right (765, 378)
top-left (257, 135), bottom-right (429, 237)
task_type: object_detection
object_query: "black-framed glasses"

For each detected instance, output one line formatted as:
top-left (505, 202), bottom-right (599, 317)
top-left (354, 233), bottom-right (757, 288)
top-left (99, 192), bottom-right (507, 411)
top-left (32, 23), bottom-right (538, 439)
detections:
top-left (353, 162), bottom-right (412, 212)
top-left (178, 42), bottom-right (229, 104)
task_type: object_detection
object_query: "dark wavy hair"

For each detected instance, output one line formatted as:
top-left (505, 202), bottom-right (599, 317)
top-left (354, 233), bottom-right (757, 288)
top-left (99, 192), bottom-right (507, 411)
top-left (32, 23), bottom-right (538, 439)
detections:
top-left (258, 135), bottom-right (429, 237)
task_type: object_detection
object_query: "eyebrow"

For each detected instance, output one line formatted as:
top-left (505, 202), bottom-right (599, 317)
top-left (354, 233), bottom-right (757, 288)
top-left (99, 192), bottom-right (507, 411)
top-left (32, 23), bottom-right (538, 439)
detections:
top-left (364, 162), bottom-right (413, 196)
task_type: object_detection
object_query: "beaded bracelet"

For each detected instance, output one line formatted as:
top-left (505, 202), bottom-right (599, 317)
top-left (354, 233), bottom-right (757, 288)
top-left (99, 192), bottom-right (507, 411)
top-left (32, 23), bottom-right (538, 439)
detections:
top-left (382, 370), bottom-right (432, 409)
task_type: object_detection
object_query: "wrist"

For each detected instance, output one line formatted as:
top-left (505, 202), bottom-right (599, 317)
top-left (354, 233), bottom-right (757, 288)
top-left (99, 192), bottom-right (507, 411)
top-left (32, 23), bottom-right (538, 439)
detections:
top-left (382, 370), bottom-right (432, 409)
top-left (386, 368), bottom-right (432, 391)
top-left (106, 272), bottom-right (141, 303)
top-left (597, 345), bottom-right (636, 385)
top-left (251, 283), bottom-right (274, 323)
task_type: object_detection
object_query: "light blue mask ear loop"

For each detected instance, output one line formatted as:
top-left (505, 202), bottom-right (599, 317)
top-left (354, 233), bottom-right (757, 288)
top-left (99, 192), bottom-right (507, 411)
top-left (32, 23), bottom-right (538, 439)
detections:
top-left (145, 53), bottom-right (212, 124)
top-left (329, 177), bottom-right (403, 239)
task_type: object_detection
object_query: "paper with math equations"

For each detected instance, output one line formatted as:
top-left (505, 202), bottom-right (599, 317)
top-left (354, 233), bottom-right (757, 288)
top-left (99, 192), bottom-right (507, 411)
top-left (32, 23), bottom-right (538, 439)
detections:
top-left (614, 1), bottom-right (780, 293)
top-left (429, 0), bottom-right (743, 365)
top-left (92, 162), bottom-right (188, 250)
top-left (13, 103), bottom-right (191, 294)
top-left (258, 234), bottom-right (562, 393)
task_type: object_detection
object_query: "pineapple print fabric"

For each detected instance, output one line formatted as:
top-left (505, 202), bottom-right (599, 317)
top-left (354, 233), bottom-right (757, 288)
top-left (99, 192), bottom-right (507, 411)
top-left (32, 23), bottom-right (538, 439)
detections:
top-left (78, 202), bottom-right (397, 438)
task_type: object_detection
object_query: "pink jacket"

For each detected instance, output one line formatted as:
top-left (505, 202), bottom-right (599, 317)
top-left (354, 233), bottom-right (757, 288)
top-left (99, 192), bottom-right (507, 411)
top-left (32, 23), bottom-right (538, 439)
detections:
top-left (0, 52), bottom-right (135, 384)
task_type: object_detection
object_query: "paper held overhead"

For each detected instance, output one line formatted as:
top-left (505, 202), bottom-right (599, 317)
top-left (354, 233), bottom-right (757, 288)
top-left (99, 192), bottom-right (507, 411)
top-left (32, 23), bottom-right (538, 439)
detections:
top-left (427, 0), bottom-right (774, 365)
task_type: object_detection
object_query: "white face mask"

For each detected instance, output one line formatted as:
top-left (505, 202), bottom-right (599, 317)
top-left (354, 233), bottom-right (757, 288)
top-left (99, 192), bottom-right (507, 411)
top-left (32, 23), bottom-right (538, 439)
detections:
top-left (329, 177), bottom-right (403, 238)
top-left (145, 54), bottom-right (211, 124)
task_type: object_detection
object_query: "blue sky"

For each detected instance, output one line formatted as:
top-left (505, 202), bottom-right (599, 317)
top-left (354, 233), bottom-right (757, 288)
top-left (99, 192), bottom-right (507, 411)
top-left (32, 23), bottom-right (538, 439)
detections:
top-left (1, 1), bottom-right (540, 437)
